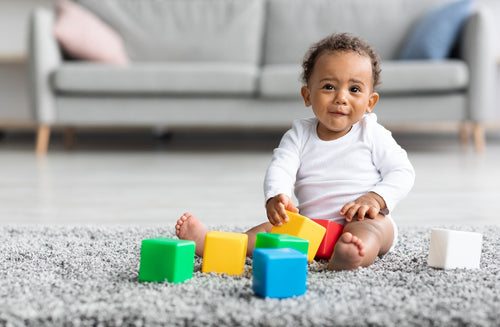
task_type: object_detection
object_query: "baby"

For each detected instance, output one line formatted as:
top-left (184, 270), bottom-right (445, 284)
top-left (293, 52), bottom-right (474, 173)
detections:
top-left (176, 33), bottom-right (415, 271)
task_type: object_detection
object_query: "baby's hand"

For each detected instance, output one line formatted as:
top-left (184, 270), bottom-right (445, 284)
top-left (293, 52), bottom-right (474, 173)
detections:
top-left (265, 194), bottom-right (299, 226)
top-left (340, 192), bottom-right (386, 222)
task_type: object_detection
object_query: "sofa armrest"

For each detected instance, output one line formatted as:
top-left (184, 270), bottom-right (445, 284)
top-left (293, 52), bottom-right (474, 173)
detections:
top-left (28, 7), bottom-right (62, 124)
top-left (460, 9), bottom-right (496, 123)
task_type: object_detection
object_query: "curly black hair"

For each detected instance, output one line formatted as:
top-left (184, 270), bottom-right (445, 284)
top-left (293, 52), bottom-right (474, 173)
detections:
top-left (301, 33), bottom-right (381, 90)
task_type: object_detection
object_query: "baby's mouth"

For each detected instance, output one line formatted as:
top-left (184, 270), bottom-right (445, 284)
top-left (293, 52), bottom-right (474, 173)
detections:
top-left (329, 106), bottom-right (349, 116)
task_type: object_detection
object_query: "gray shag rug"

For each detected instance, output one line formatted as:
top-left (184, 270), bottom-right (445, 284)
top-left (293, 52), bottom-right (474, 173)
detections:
top-left (0, 224), bottom-right (498, 327)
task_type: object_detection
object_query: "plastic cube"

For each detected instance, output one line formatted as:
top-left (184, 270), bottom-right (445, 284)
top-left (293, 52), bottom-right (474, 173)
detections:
top-left (428, 228), bottom-right (483, 269)
top-left (255, 232), bottom-right (309, 255)
top-left (311, 219), bottom-right (344, 259)
top-left (138, 237), bottom-right (195, 283)
top-left (271, 211), bottom-right (326, 262)
top-left (202, 231), bottom-right (248, 275)
top-left (253, 248), bottom-right (307, 298)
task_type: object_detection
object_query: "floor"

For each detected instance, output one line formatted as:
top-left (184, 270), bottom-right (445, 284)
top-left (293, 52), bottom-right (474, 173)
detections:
top-left (1, 129), bottom-right (499, 228)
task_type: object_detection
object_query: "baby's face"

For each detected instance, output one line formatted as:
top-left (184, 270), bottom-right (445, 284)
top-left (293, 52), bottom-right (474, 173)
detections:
top-left (301, 51), bottom-right (379, 141)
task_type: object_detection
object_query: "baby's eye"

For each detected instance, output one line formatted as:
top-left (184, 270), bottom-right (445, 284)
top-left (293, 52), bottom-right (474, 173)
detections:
top-left (323, 84), bottom-right (334, 90)
top-left (350, 86), bottom-right (360, 93)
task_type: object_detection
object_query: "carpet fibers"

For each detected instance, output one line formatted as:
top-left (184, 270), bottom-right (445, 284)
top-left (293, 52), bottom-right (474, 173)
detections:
top-left (0, 224), bottom-right (498, 326)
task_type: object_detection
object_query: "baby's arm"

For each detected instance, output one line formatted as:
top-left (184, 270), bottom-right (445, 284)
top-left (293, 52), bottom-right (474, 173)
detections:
top-left (265, 194), bottom-right (299, 226)
top-left (341, 192), bottom-right (386, 222)
top-left (264, 121), bottom-right (303, 226)
top-left (365, 117), bottom-right (415, 215)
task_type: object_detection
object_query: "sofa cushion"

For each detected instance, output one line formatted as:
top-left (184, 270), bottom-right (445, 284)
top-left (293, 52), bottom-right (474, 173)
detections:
top-left (259, 65), bottom-right (303, 98)
top-left (399, 0), bottom-right (474, 60)
top-left (264, 0), bottom-right (454, 64)
top-left (378, 60), bottom-right (469, 94)
top-left (53, 0), bottom-right (129, 65)
top-left (260, 60), bottom-right (468, 98)
top-left (52, 63), bottom-right (258, 95)
top-left (76, 0), bottom-right (265, 65)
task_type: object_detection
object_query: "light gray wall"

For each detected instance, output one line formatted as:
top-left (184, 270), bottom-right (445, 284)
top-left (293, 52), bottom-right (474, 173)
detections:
top-left (0, 0), bottom-right (53, 126)
top-left (0, 63), bottom-right (30, 121)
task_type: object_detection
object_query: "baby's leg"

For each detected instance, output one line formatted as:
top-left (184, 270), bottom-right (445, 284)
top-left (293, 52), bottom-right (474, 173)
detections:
top-left (244, 222), bottom-right (273, 256)
top-left (175, 212), bottom-right (272, 257)
top-left (328, 214), bottom-right (394, 271)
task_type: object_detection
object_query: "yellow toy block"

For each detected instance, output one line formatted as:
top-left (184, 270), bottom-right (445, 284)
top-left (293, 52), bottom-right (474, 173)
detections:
top-left (271, 211), bottom-right (326, 262)
top-left (202, 231), bottom-right (248, 275)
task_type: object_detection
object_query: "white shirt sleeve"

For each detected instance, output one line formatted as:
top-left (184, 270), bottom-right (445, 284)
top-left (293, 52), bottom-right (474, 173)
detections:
top-left (367, 118), bottom-right (416, 214)
top-left (263, 120), bottom-right (303, 203)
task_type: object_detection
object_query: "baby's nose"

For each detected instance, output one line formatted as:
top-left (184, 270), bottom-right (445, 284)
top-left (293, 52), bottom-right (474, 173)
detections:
top-left (334, 91), bottom-right (348, 104)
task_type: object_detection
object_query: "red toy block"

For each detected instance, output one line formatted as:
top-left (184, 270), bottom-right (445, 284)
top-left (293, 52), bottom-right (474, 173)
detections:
top-left (311, 219), bottom-right (344, 259)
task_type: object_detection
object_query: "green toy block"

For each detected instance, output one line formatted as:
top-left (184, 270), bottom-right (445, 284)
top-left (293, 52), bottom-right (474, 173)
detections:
top-left (255, 233), bottom-right (309, 255)
top-left (138, 237), bottom-right (195, 283)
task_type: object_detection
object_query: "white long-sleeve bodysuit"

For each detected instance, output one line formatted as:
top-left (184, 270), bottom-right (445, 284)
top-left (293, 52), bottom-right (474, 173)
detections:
top-left (264, 113), bottom-right (415, 225)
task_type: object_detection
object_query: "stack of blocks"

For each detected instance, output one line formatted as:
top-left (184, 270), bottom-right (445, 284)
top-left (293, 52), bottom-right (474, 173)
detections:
top-left (427, 228), bottom-right (483, 269)
top-left (138, 237), bottom-right (195, 283)
top-left (271, 210), bottom-right (326, 262)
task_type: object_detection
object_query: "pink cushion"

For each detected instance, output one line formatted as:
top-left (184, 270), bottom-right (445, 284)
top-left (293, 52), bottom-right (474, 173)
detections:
top-left (53, 0), bottom-right (129, 65)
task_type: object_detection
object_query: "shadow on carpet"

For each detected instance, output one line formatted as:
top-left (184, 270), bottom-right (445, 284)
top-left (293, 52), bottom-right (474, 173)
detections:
top-left (0, 224), bottom-right (498, 327)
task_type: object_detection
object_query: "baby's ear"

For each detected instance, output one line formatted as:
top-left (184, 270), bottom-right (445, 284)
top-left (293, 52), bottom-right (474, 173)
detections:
top-left (301, 86), bottom-right (312, 107)
top-left (366, 92), bottom-right (379, 113)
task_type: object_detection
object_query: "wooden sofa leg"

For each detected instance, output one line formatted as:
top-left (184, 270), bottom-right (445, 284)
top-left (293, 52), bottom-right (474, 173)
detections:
top-left (64, 127), bottom-right (76, 150)
top-left (473, 123), bottom-right (485, 153)
top-left (36, 124), bottom-right (51, 156)
top-left (459, 122), bottom-right (470, 146)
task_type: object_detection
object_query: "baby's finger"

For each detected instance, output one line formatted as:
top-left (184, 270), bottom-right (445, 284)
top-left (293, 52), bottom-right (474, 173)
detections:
top-left (287, 202), bottom-right (299, 214)
top-left (340, 202), bottom-right (354, 216)
top-left (274, 195), bottom-right (289, 222)
top-left (357, 206), bottom-right (369, 220)
top-left (277, 194), bottom-right (288, 206)
top-left (346, 205), bottom-right (359, 221)
top-left (276, 203), bottom-right (289, 223)
top-left (272, 214), bottom-right (283, 226)
top-left (343, 206), bottom-right (354, 221)
top-left (367, 207), bottom-right (379, 219)
top-left (267, 210), bottom-right (281, 226)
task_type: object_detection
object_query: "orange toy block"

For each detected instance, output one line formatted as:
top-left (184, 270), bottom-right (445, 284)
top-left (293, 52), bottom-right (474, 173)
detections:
top-left (311, 219), bottom-right (344, 259)
top-left (271, 211), bottom-right (326, 262)
top-left (202, 231), bottom-right (248, 276)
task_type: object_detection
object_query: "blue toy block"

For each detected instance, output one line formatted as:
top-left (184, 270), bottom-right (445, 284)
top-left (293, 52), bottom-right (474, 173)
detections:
top-left (252, 248), bottom-right (307, 298)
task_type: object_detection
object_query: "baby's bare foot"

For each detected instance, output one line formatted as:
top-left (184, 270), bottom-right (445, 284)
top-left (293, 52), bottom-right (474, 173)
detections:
top-left (328, 232), bottom-right (365, 271)
top-left (175, 212), bottom-right (208, 257)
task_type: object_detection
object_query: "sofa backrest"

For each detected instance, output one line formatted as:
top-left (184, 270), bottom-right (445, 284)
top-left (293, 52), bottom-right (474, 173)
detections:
top-left (264, 0), bottom-right (453, 64)
top-left (77, 0), bottom-right (265, 65)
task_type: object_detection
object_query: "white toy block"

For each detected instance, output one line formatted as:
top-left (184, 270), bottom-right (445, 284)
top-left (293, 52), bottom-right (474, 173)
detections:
top-left (428, 228), bottom-right (483, 269)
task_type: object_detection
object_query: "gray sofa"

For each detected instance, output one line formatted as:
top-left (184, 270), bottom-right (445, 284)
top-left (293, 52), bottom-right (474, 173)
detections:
top-left (29, 0), bottom-right (496, 154)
